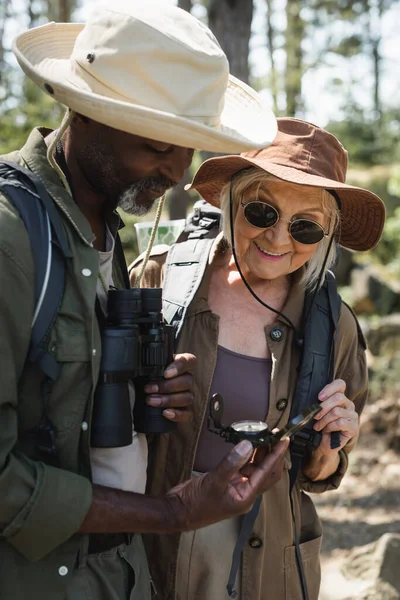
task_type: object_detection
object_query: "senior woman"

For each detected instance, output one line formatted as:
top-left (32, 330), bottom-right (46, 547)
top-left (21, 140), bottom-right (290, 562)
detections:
top-left (129, 118), bottom-right (385, 600)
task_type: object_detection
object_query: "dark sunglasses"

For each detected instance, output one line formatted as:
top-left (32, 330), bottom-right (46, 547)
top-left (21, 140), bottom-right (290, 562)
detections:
top-left (240, 200), bottom-right (330, 245)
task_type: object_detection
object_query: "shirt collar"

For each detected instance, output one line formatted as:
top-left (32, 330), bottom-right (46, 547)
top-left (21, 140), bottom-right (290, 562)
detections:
top-left (18, 127), bottom-right (123, 246)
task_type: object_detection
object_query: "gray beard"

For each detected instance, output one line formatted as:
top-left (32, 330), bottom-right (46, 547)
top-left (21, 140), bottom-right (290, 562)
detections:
top-left (117, 177), bottom-right (176, 216)
top-left (118, 184), bottom-right (151, 216)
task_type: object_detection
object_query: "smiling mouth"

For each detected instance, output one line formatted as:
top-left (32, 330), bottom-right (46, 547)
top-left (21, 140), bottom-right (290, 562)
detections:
top-left (254, 242), bottom-right (287, 257)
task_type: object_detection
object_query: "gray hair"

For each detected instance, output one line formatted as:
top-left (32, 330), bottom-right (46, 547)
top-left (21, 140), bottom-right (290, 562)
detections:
top-left (218, 168), bottom-right (340, 290)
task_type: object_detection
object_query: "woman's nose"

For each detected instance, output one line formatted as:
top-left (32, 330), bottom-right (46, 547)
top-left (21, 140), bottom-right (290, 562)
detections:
top-left (263, 219), bottom-right (291, 246)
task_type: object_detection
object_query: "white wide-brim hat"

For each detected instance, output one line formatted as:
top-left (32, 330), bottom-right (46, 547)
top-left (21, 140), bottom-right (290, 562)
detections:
top-left (13, 0), bottom-right (277, 153)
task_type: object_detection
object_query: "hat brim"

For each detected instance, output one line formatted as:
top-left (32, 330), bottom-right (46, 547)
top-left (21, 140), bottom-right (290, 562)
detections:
top-left (13, 22), bottom-right (277, 154)
top-left (186, 155), bottom-right (386, 252)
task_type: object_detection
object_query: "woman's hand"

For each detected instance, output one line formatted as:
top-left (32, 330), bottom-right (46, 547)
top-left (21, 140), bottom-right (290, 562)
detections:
top-left (313, 378), bottom-right (359, 455)
top-left (144, 353), bottom-right (196, 423)
top-left (302, 379), bottom-right (359, 481)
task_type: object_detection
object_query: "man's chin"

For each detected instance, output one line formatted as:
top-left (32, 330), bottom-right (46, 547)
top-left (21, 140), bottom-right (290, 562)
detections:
top-left (118, 186), bottom-right (168, 216)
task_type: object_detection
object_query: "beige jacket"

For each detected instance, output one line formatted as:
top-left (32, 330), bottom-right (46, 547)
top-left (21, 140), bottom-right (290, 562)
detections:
top-left (129, 237), bottom-right (368, 600)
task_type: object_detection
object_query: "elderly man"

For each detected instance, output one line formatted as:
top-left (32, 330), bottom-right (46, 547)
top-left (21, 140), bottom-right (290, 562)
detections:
top-left (0, 1), bottom-right (285, 599)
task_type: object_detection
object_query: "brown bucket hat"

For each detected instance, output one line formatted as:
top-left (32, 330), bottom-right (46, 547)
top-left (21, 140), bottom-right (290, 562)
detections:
top-left (187, 117), bottom-right (386, 251)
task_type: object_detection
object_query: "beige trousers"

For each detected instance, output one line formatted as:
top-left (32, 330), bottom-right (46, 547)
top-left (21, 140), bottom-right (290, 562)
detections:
top-left (176, 515), bottom-right (242, 600)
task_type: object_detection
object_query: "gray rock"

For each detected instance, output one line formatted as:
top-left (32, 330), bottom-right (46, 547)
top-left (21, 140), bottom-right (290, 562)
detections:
top-left (342, 581), bottom-right (399, 600)
top-left (350, 267), bottom-right (400, 316)
top-left (342, 533), bottom-right (400, 591)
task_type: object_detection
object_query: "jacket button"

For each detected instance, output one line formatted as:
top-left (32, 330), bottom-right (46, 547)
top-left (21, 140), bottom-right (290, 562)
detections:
top-left (276, 398), bottom-right (288, 411)
top-left (58, 566), bottom-right (68, 576)
top-left (249, 537), bottom-right (263, 549)
top-left (82, 268), bottom-right (92, 277)
top-left (81, 421), bottom-right (88, 432)
top-left (270, 328), bottom-right (283, 342)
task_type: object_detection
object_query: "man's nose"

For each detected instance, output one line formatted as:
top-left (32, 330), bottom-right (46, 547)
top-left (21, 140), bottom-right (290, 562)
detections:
top-left (162, 147), bottom-right (194, 183)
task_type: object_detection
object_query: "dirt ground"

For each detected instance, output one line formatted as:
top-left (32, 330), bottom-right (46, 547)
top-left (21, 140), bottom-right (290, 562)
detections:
top-left (314, 431), bottom-right (400, 599)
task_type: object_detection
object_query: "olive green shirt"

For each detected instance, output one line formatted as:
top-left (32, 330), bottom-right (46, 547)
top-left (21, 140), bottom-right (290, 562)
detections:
top-left (0, 128), bottom-right (126, 598)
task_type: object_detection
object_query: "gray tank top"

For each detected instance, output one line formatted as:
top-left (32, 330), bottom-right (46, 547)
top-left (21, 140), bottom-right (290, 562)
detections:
top-left (194, 345), bottom-right (272, 473)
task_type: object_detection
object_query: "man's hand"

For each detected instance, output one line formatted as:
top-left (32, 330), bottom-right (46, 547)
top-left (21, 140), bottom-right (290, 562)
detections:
top-left (80, 436), bottom-right (288, 536)
top-left (165, 438), bottom-right (289, 531)
top-left (144, 353), bottom-right (196, 423)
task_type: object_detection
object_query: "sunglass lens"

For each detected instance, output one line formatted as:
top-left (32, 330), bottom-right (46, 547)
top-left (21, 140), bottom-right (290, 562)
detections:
top-left (244, 202), bottom-right (278, 229)
top-left (290, 220), bottom-right (325, 244)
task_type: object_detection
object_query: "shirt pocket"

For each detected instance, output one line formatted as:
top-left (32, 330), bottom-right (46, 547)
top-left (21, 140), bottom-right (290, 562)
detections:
top-left (47, 314), bottom-right (93, 434)
top-left (284, 534), bottom-right (322, 600)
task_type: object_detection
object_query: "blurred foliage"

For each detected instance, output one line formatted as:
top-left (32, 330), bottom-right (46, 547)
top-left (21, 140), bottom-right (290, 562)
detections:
top-left (0, 80), bottom-right (63, 155)
top-left (327, 107), bottom-right (400, 167)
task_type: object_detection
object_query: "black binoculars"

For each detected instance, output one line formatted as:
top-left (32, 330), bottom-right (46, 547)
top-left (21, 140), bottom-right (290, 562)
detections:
top-left (90, 288), bottom-right (175, 448)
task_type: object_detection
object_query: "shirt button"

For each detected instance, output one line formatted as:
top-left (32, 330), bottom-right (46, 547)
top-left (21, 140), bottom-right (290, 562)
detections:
top-left (82, 268), bottom-right (92, 277)
top-left (92, 348), bottom-right (97, 356)
top-left (58, 566), bottom-right (68, 576)
top-left (81, 421), bottom-right (88, 432)
top-left (270, 328), bottom-right (283, 342)
top-left (248, 537), bottom-right (263, 549)
top-left (276, 398), bottom-right (288, 411)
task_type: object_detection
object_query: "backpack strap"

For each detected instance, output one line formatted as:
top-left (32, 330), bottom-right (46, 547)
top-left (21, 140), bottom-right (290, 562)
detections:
top-left (162, 224), bottom-right (219, 338)
top-left (0, 161), bottom-right (72, 380)
top-left (288, 271), bottom-right (342, 490)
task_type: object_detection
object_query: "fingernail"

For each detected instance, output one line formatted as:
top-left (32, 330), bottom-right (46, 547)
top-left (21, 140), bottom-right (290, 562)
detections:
top-left (318, 391), bottom-right (326, 400)
top-left (145, 384), bottom-right (158, 394)
top-left (164, 366), bottom-right (177, 378)
top-left (146, 397), bottom-right (161, 407)
top-left (163, 409), bottom-right (175, 419)
top-left (235, 440), bottom-right (253, 457)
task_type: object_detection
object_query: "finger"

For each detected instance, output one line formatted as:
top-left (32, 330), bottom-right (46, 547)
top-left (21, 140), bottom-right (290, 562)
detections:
top-left (314, 407), bottom-right (357, 431)
top-left (318, 378), bottom-right (346, 400)
top-left (145, 373), bottom-right (193, 395)
top-left (320, 417), bottom-right (358, 436)
top-left (248, 439), bottom-right (289, 491)
top-left (147, 391), bottom-right (194, 409)
top-left (315, 395), bottom-right (354, 419)
top-left (162, 408), bottom-right (193, 423)
top-left (163, 353), bottom-right (197, 379)
top-left (213, 441), bottom-right (254, 483)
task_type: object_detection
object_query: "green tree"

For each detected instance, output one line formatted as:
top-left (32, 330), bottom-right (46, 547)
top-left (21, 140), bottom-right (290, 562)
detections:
top-left (0, 0), bottom-right (79, 155)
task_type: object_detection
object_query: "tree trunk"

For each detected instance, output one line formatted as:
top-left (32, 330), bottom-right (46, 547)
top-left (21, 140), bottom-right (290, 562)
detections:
top-left (0, 0), bottom-right (11, 85)
top-left (208, 0), bottom-right (253, 84)
top-left (265, 0), bottom-right (278, 114)
top-left (59, 0), bottom-right (72, 22)
top-left (178, 0), bottom-right (192, 11)
top-left (284, 0), bottom-right (304, 116)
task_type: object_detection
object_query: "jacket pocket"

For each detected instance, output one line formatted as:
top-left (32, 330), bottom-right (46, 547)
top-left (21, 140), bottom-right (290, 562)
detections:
top-left (284, 535), bottom-right (322, 600)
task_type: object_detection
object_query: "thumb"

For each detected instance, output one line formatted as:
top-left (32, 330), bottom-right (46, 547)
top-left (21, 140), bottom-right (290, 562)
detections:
top-left (214, 440), bottom-right (254, 482)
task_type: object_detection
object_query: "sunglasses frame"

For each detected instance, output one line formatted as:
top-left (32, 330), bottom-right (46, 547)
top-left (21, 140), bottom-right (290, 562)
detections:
top-left (240, 199), bottom-right (330, 245)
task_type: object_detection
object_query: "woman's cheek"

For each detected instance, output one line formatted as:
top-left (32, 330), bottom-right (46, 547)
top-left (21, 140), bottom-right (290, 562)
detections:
top-left (233, 223), bottom-right (254, 257)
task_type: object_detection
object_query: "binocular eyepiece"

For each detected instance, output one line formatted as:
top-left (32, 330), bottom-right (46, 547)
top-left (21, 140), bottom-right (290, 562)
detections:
top-left (90, 287), bottom-right (175, 448)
